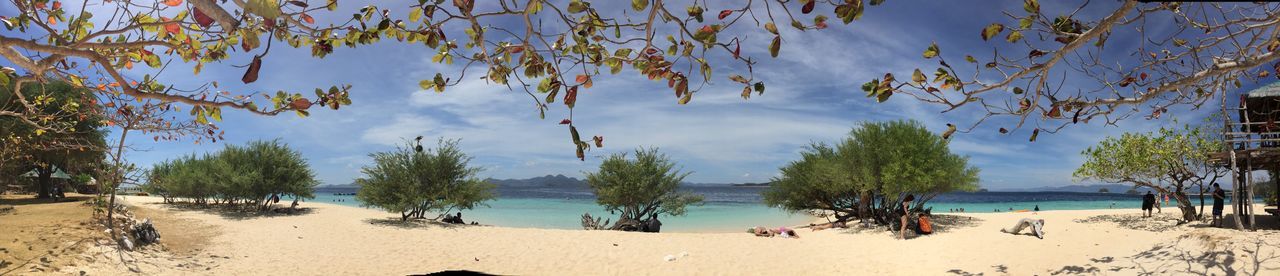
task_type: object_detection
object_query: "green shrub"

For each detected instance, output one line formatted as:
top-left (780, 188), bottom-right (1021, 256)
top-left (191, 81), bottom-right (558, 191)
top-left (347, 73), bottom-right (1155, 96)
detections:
top-left (355, 138), bottom-right (494, 221)
top-left (584, 147), bottom-right (704, 230)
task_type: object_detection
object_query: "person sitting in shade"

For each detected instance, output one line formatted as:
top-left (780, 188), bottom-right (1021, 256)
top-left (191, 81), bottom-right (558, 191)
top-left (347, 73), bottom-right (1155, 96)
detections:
top-left (1000, 218), bottom-right (1045, 239)
top-left (644, 213), bottom-right (662, 233)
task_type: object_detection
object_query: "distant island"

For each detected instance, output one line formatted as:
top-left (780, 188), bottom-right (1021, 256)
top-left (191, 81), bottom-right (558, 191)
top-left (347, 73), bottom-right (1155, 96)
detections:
top-left (730, 183), bottom-right (771, 187)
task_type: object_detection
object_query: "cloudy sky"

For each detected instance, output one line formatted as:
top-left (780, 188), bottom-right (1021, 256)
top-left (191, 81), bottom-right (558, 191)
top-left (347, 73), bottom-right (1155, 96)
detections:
top-left (4, 1), bottom-right (1257, 190)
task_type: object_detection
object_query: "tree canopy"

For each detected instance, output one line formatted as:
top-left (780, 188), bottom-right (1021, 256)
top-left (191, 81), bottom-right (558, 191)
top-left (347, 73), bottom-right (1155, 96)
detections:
top-left (144, 139), bottom-right (318, 209)
top-left (1074, 122), bottom-right (1225, 222)
top-left (1, 80), bottom-right (106, 197)
top-left (763, 120), bottom-right (979, 224)
top-left (2, 0), bottom-right (1275, 160)
top-left (584, 147), bottom-right (703, 230)
top-left (355, 138), bottom-right (495, 221)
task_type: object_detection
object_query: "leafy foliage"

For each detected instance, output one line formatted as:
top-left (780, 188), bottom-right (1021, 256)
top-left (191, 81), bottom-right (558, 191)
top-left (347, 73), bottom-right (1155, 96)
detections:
top-left (0, 0), bottom-right (895, 159)
top-left (584, 147), bottom-right (703, 230)
top-left (354, 138), bottom-right (495, 221)
top-left (0, 80), bottom-right (106, 197)
top-left (763, 120), bottom-right (979, 224)
top-left (868, 1), bottom-right (1280, 141)
top-left (144, 139), bottom-right (318, 209)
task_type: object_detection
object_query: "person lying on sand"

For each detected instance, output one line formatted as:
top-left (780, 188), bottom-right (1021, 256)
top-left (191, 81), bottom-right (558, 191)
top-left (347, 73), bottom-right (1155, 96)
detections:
top-left (808, 221), bottom-right (847, 231)
top-left (999, 218), bottom-right (1045, 239)
top-left (748, 226), bottom-right (800, 238)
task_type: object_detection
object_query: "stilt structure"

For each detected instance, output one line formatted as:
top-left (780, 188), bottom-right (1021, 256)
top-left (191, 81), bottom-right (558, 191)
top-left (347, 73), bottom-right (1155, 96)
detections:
top-left (1209, 82), bottom-right (1280, 230)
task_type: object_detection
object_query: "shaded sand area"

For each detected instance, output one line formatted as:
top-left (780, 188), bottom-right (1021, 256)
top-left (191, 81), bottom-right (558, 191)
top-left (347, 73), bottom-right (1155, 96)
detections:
top-left (44, 196), bottom-right (1280, 275)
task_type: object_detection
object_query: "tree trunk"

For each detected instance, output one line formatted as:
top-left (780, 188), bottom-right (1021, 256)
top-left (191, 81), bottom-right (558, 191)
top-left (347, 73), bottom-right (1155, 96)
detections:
top-left (1171, 191), bottom-right (1197, 222)
top-left (1198, 185), bottom-right (1205, 220)
top-left (35, 167), bottom-right (52, 198)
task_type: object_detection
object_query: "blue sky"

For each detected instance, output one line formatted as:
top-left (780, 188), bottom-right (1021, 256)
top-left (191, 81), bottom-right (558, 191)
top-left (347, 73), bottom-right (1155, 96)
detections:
top-left (3, 1), bottom-right (1260, 190)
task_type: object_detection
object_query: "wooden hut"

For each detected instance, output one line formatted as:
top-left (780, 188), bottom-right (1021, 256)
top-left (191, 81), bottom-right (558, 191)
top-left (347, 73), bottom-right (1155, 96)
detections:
top-left (1208, 82), bottom-right (1280, 230)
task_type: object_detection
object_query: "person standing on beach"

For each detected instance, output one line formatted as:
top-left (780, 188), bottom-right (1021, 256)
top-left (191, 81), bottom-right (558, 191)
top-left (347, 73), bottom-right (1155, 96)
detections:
top-left (1154, 192), bottom-right (1163, 213)
top-left (1212, 183), bottom-right (1226, 227)
top-left (1152, 190), bottom-right (1162, 217)
top-left (899, 195), bottom-right (914, 240)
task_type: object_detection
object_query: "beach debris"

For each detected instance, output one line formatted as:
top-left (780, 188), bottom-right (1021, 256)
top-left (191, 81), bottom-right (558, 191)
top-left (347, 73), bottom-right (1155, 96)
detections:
top-left (580, 213), bottom-right (610, 230)
top-left (663, 255), bottom-right (677, 262)
top-left (679, 251), bottom-right (689, 258)
top-left (131, 219), bottom-right (161, 246)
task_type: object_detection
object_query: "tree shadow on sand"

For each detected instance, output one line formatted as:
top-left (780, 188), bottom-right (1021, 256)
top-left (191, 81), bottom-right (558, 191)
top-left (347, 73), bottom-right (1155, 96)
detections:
top-left (1051, 230), bottom-right (1280, 276)
top-left (835, 215), bottom-right (983, 239)
top-left (146, 202), bottom-right (315, 221)
top-left (362, 217), bottom-right (475, 230)
top-left (0, 194), bottom-right (94, 206)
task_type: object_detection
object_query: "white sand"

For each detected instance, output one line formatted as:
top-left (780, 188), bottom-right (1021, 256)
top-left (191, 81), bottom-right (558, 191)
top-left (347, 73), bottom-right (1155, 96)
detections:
top-left (70, 196), bottom-right (1280, 275)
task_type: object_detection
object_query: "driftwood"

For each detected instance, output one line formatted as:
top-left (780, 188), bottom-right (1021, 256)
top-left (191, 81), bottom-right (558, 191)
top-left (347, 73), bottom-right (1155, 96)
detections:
top-left (580, 213), bottom-right (610, 230)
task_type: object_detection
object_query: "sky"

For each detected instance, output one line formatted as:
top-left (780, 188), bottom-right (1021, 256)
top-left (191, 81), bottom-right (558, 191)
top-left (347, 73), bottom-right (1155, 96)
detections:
top-left (2, 1), bottom-right (1264, 190)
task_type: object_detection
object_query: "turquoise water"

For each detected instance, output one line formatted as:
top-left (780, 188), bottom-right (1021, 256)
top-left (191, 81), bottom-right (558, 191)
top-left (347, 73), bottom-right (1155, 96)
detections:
top-left (310, 194), bottom-right (813, 232)
top-left (308, 190), bottom-right (1260, 233)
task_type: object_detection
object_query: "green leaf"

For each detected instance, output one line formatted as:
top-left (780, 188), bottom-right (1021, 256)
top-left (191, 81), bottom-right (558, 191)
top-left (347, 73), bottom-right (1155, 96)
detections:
top-left (753, 82), bottom-right (765, 94)
top-left (568, 0), bottom-right (588, 13)
top-left (981, 23), bottom-right (1004, 41)
top-left (764, 22), bottom-right (778, 35)
top-left (1013, 87), bottom-right (1024, 94)
top-left (419, 79), bottom-right (434, 91)
top-left (1006, 31), bottom-right (1023, 43)
top-left (769, 36), bottom-right (781, 58)
top-left (923, 43), bottom-right (939, 59)
top-left (965, 55), bottom-right (977, 63)
top-left (245, 0), bottom-right (282, 19)
top-left (1019, 17), bottom-right (1033, 29)
top-left (409, 7), bottom-right (423, 22)
top-left (210, 107), bottom-right (222, 121)
top-left (912, 69), bottom-right (926, 84)
top-left (1023, 0), bottom-right (1040, 14)
top-left (631, 0), bottom-right (647, 11)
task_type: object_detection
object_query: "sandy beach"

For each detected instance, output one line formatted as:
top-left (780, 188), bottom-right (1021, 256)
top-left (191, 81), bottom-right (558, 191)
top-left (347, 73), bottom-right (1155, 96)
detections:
top-left (35, 195), bottom-right (1269, 275)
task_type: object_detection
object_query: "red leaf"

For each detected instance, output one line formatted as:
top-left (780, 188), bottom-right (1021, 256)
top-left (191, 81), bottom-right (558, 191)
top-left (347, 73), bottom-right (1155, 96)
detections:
top-left (733, 43), bottom-right (741, 59)
top-left (290, 98), bottom-right (312, 110)
top-left (593, 136), bottom-right (603, 148)
top-left (718, 10), bottom-right (732, 20)
top-left (509, 45), bottom-right (524, 54)
top-left (801, 1), bottom-right (815, 14)
top-left (564, 86), bottom-right (578, 108)
top-left (1139, 72), bottom-right (1148, 81)
top-left (559, 119), bottom-right (572, 125)
top-left (52, 1), bottom-right (61, 10)
top-left (193, 7), bottom-right (214, 28)
top-left (575, 74), bottom-right (589, 84)
top-left (301, 13), bottom-right (315, 24)
top-left (241, 56), bottom-right (262, 84)
top-left (164, 0), bottom-right (182, 7)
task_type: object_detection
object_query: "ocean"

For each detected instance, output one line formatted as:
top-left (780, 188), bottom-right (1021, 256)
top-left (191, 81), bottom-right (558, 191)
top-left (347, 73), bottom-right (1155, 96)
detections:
top-left (310, 186), bottom-right (1219, 232)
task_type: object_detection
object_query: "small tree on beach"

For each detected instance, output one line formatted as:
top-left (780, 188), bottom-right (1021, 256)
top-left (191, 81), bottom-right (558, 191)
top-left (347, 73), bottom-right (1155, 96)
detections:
top-left (355, 138), bottom-right (495, 221)
top-left (764, 120), bottom-right (979, 225)
top-left (1074, 123), bottom-right (1226, 222)
top-left (585, 148), bottom-right (704, 231)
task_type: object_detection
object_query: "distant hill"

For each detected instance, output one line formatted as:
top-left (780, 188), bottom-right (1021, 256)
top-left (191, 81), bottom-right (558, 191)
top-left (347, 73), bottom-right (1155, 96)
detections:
top-left (484, 174), bottom-right (589, 188)
top-left (318, 183), bottom-right (358, 189)
top-left (998, 184), bottom-right (1157, 194)
top-left (729, 182), bottom-right (771, 187)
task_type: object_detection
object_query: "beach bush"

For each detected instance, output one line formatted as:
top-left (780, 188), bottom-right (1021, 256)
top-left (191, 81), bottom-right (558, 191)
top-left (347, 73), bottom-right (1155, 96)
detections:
top-left (584, 148), bottom-right (704, 231)
top-left (355, 138), bottom-right (495, 221)
top-left (764, 120), bottom-right (979, 225)
top-left (143, 139), bottom-right (318, 209)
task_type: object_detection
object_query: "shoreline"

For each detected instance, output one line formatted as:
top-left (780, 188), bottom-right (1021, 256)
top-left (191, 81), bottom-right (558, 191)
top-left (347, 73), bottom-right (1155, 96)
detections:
top-left (59, 195), bottom-right (1278, 275)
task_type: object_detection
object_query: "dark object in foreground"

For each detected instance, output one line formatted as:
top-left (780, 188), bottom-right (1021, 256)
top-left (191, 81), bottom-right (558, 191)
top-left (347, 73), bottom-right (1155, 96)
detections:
top-left (412, 270), bottom-right (499, 276)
